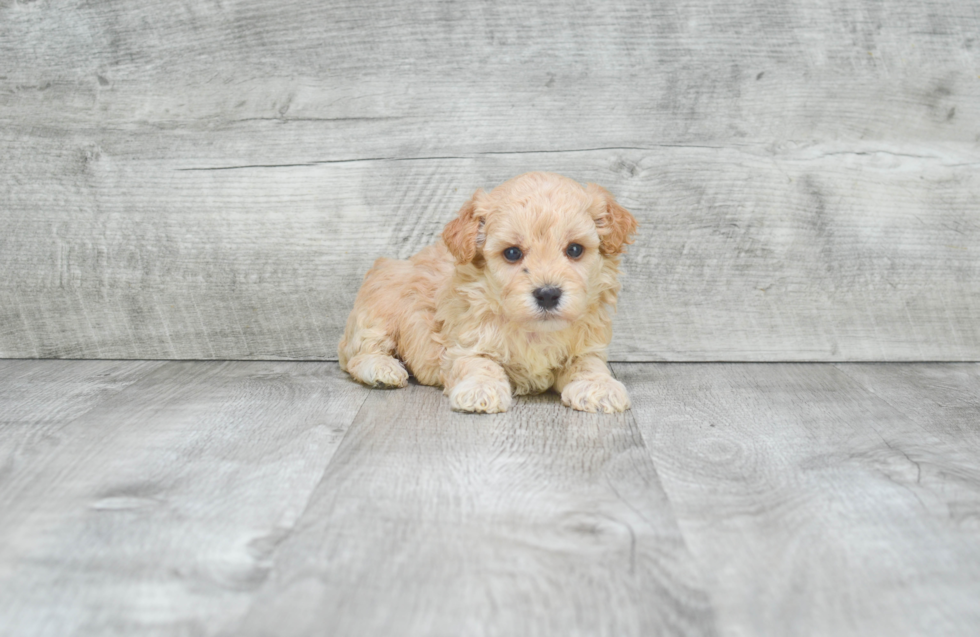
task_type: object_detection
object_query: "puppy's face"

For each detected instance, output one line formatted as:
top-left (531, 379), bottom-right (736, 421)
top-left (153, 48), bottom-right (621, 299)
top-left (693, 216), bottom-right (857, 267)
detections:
top-left (442, 173), bottom-right (637, 331)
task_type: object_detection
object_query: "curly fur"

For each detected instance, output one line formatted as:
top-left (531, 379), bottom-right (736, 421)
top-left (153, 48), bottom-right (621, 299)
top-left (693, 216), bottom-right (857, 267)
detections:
top-left (338, 172), bottom-right (637, 413)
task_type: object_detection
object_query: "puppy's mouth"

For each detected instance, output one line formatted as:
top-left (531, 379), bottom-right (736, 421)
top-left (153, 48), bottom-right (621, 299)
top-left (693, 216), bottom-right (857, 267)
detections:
top-left (536, 307), bottom-right (564, 319)
top-left (527, 308), bottom-right (572, 331)
top-left (527, 318), bottom-right (571, 332)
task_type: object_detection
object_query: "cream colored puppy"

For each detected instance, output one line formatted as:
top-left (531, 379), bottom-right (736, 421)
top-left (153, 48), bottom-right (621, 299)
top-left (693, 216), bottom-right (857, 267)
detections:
top-left (338, 172), bottom-right (638, 413)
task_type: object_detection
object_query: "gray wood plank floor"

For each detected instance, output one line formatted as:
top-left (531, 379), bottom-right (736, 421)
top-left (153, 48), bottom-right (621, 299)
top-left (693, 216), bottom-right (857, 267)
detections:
top-left (617, 362), bottom-right (980, 637)
top-left (1, 360), bottom-right (978, 636)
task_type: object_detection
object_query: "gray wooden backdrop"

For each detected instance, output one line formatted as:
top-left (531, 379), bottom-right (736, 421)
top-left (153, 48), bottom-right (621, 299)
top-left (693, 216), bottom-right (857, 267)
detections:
top-left (1, 0), bottom-right (978, 361)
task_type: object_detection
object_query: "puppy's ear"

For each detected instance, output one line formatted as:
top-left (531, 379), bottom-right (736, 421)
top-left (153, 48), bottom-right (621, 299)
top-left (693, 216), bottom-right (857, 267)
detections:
top-left (587, 183), bottom-right (638, 256)
top-left (442, 189), bottom-right (487, 263)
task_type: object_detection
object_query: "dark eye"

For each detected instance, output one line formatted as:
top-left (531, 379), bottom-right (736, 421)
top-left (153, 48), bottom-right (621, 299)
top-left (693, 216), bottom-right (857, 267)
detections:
top-left (566, 243), bottom-right (584, 259)
top-left (503, 246), bottom-right (523, 262)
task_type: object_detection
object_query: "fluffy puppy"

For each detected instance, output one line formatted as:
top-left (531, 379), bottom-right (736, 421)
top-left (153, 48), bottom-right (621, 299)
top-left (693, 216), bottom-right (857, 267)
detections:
top-left (338, 172), bottom-right (638, 413)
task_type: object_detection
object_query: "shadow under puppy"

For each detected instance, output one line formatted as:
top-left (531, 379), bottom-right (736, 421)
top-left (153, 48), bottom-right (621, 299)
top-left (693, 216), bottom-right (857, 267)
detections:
top-left (339, 172), bottom-right (638, 413)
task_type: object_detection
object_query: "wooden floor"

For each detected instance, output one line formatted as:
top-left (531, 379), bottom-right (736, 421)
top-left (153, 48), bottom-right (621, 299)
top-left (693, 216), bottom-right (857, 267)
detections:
top-left (0, 360), bottom-right (978, 636)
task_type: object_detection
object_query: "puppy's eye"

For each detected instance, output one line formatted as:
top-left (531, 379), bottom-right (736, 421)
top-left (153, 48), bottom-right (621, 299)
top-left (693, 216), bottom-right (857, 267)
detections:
top-left (502, 246), bottom-right (523, 262)
top-left (565, 243), bottom-right (584, 259)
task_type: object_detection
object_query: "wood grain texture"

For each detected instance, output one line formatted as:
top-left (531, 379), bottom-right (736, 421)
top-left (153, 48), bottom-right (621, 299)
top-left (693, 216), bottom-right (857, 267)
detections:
top-left (232, 381), bottom-right (716, 637)
top-left (0, 361), bottom-right (370, 637)
top-left (1, 360), bottom-right (979, 635)
top-left (2, 0), bottom-right (979, 360)
top-left (616, 362), bottom-right (980, 637)
top-left (834, 363), bottom-right (980, 526)
top-left (0, 359), bottom-right (165, 490)
top-left (2, 144), bottom-right (977, 361)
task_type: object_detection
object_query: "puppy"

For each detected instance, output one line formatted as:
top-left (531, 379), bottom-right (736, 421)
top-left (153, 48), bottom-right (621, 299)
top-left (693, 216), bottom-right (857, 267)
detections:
top-left (338, 172), bottom-right (638, 413)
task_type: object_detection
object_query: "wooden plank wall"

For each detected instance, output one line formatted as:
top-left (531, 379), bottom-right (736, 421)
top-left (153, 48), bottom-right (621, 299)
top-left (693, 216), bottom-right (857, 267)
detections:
top-left (1, 0), bottom-right (978, 361)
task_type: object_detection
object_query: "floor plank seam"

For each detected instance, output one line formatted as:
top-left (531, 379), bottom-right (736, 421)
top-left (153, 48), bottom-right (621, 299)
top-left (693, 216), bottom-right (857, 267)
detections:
top-left (213, 378), bottom-right (373, 634)
top-left (278, 378), bottom-right (372, 528)
top-left (609, 362), bottom-right (720, 619)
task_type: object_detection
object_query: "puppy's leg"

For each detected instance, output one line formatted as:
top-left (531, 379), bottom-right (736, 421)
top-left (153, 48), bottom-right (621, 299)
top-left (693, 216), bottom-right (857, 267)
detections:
top-left (443, 356), bottom-right (512, 413)
top-left (346, 352), bottom-right (409, 389)
top-left (554, 354), bottom-right (630, 413)
top-left (340, 322), bottom-right (409, 388)
top-left (339, 257), bottom-right (415, 389)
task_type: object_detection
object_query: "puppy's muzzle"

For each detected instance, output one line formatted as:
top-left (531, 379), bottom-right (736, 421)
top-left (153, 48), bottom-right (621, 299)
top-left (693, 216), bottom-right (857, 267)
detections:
top-left (533, 286), bottom-right (563, 311)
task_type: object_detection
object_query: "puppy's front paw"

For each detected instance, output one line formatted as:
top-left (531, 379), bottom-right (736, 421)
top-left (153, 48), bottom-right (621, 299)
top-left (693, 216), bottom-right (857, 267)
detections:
top-left (449, 377), bottom-right (512, 413)
top-left (347, 354), bottom-right (409, 388)
top-left (561, 377), bottom-right (631, 414)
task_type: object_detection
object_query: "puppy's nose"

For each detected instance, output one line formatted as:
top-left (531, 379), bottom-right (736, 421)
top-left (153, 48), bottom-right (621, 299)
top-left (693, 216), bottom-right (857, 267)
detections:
top-left (533, 286), bottom-right (563, 310)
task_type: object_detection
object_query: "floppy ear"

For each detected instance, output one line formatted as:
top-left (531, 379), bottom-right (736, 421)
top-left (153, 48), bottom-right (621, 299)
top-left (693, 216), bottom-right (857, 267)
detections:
top-left (587, 183), bottom-right (638, 256)
top-left (442, 189), bottom-right (487, 264)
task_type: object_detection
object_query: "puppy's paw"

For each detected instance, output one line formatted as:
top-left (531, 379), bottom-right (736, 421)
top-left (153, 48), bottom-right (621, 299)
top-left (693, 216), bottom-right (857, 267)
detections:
top-left (347, 354), bottom-right (409, 388)
top-left (449, 377), bottom-right (512, 413)
top-left (561, 377), bottom-right (631, 414)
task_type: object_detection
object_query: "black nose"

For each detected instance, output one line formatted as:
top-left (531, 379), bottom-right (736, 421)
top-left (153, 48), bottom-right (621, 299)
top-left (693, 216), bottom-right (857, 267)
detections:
top-left (533, 286), bottom-right (563, 310)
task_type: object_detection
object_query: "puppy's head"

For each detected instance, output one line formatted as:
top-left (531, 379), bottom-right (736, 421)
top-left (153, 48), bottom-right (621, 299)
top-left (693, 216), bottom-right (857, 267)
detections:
top-left (442, 172), bottom-right (638, 331)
